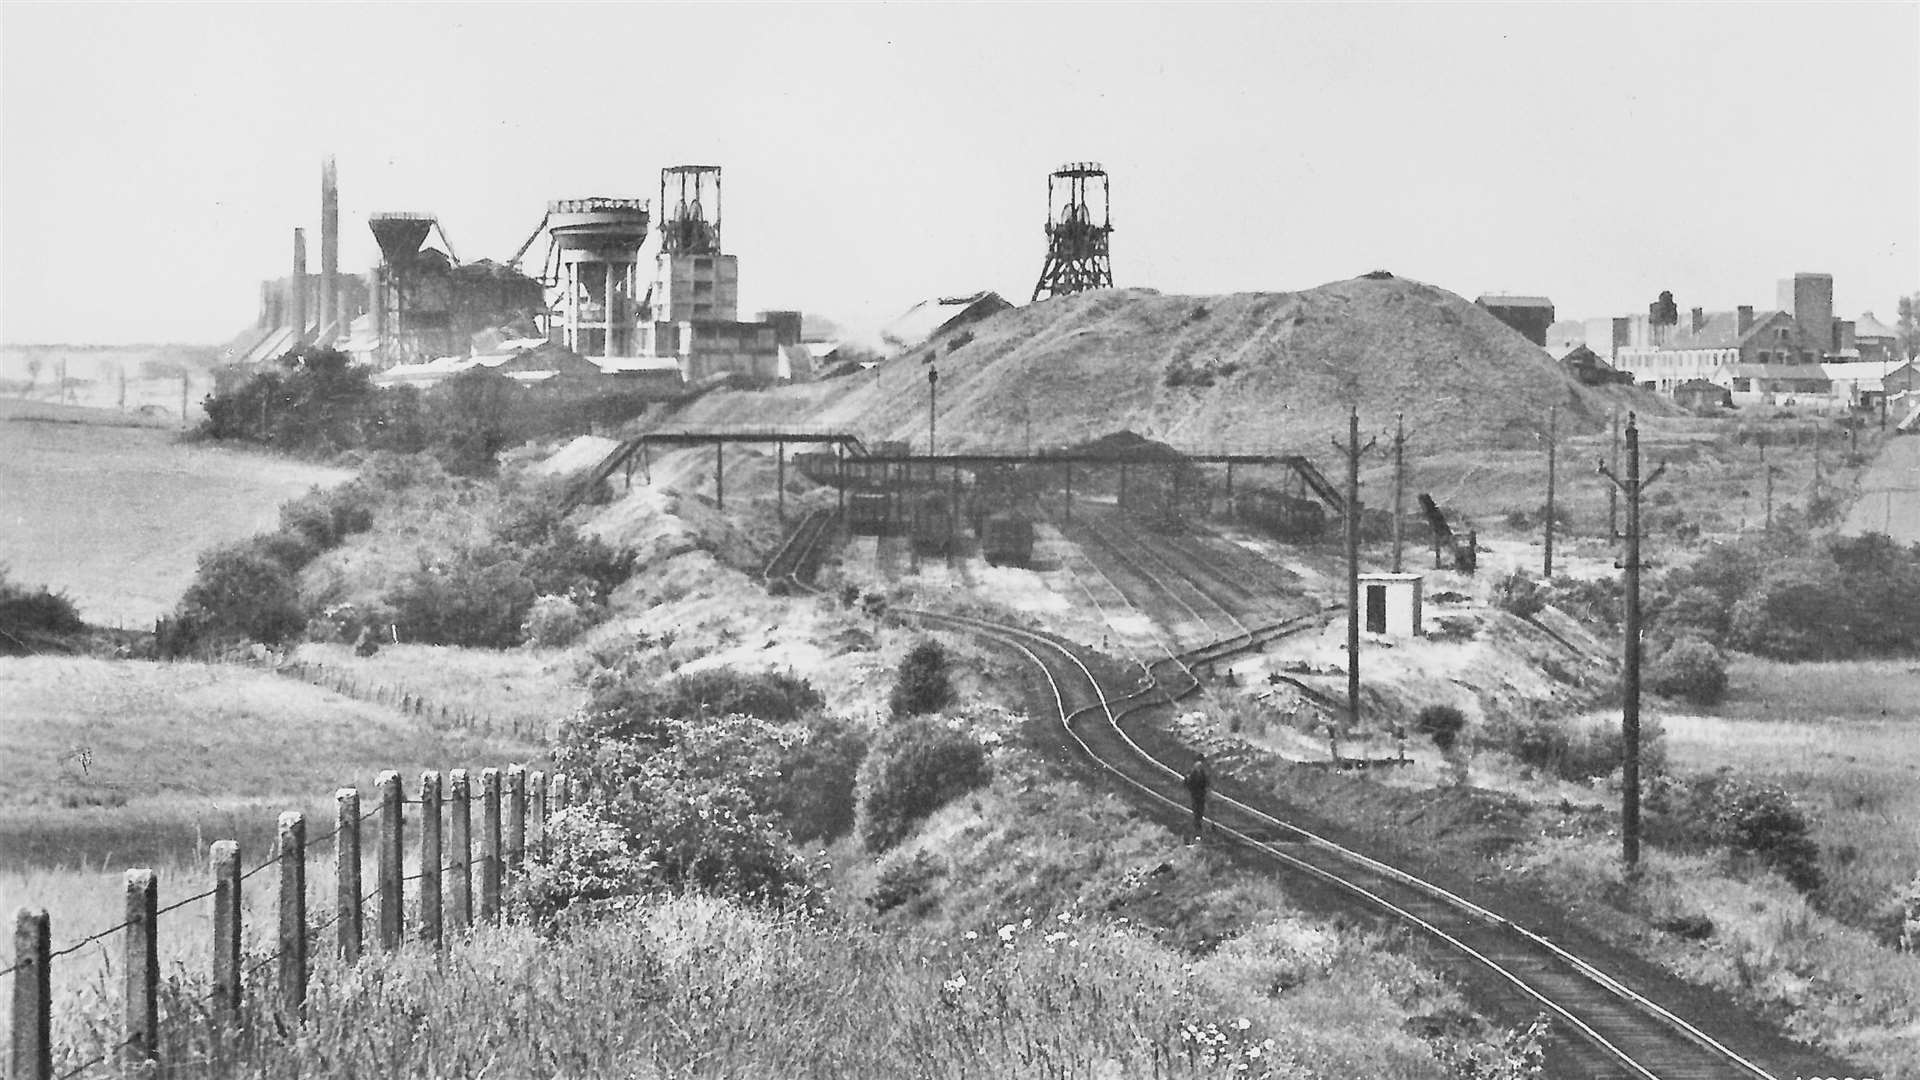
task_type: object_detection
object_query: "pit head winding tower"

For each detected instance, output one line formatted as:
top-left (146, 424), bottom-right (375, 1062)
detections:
top-left (1031, 162), bottom-right (1114, 302)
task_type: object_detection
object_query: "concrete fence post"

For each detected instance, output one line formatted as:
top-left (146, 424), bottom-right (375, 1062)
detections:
top-left (480, 768), bottom-right (502, 923)
top-left (335, 789), bottom-right (361, 962)
top-left (11, 908), bottom-right (51, 1080)
top-left (528, 769), bottom-right (547, 857)
top-left (551, 772), bottom-right (569, 812)
top-left (277, 812), bottom-right (306, 1017)
top-left (448, 769), bottom-right (472, 930)
top-left (505, 764), bottom-right (526, 877)
top-left (124, 869), bottom-right (159, 1068)
top-left (419, 771), bottom-right (442, 949)
top-left (377, 771), bottom-right (403, 950)
top-left (211, 841), bottom-right (241, 1028)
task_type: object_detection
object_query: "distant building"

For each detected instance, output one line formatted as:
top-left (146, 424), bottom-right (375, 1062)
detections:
top-left (1853, 311), bottom-right (1907, 368)
top-left (1554, 343), bottom-right (1632, 386)
top-left (1474, 295), bottom-right (1555, 346)
top-left (880, 291), bottom-right (1013, 355)
top-left (1613, 273), bottom-right (1867, 409)
top-left (1672, 378), bottom-right (1732, 412)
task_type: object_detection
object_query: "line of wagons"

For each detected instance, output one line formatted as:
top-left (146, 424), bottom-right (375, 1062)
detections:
top-left (847, 489), bottom-right (1037, 567)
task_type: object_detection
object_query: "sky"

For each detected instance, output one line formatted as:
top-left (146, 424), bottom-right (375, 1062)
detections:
top-left (1, 2), bottom-right (1915, 346)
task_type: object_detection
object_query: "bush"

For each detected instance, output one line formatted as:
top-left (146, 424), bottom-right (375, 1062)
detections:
top-left (1706, 778), bottom-right (1823, 893)
top-left (1727, 558), bottom-right (1856, 660)
top-left (767, 716), bottom-right (869, 844)
top-left (1483, 712), bottom-right (1666, 783)
top-left (1414, 704), bottom-right (1467, 753)
top-left (1491, 571), bottom-right (1546, 618)
top-left (178, 543), bottom-right (306, 645)
top-left (1648, 637), bottom-right (1728, 706)
top-left (511, 806), bottom-right (649, 927)
top-left (889, 639), bottom-right (954, 718)
top-left (522, 594), bottom-right (593, 647)
top-left (858, 717), bottom-right (992, 851)
top-left (1651, 585), bottom-right (1730, 645)
top-left (0, 570), bottom-right (84, 653)
top-left (388, 549), bottom-right (536, 648)
top-left (246, 530), bottom-right (322, 573)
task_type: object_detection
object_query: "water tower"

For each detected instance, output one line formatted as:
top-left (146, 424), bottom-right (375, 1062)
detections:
top-left (547, 197), bottom-right (651, 359)
top-left (1031, 162), bottom-right (1114, 302)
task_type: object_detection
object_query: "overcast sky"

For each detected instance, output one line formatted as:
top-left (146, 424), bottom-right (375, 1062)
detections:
top-left (2, 2), bottom-right (1915, 346)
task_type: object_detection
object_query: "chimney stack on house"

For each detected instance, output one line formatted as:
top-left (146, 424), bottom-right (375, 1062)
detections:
top-left (1737, 305), bottom-right (1754, 335)
top-left (1690, 307), bottom-right (1706, 334)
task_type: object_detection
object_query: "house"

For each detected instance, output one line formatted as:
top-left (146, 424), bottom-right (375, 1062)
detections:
top-left (879, 291), bottom-right (1012, 355)
top-left (1854, 312), bottom-right (1907, 368)
top-left (1820, 362), bottom-right (1887, 409)
top-left (1554, 343), bottom-right (1633, 386)
top-left (1672, 378), bottom-right (1731, 412)
top-left (1885, 361), bottom-right (1920, 397)
top-left (1475, 295), bottom-right (1555, 346)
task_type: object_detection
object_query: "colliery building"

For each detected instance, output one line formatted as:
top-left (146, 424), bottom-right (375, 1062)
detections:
top-left (228, 159), bottom-right (813, 393)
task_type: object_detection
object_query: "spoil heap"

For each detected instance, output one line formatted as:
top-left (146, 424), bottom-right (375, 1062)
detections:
top-left (715, 274), bottom-right (1657, 454)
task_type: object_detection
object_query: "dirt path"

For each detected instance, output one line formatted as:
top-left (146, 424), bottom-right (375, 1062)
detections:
top-left (1843, 434), bottom-right (1920, 542)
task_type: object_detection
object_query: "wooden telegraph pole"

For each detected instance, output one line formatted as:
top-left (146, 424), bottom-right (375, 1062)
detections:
top-left (928, 366), bottom-right (939, 456)
top-left (1543, 404), bottom-right (1558, 578)
top-left (1608, 411), bottom-right (1621, 540)
top-left (1336, 407), bottom-right (1376, 731)
top-left (1391, 413), bottom-right (1406, 573)
top-left (1598, 413), bottom-right (1666, 873)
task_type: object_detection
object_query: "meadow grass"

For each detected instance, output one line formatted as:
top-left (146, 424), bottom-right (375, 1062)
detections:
top-left (287, 641), bottom-right (584, 740)
top-left (1663, 655), bottom-right (1920, 927)
top-left (0, 416), bottom-right (350, 626)
top-left (29, 892), bottom-right (1491, 1079)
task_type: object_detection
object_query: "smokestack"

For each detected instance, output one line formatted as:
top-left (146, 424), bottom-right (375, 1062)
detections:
top-left (291, 227), bottom-right (308, 347)
top-left (320, 156), bottom-right (338, 345)
top-left (1737, 305), bottom-right (1754, 335)
top-left (1690, 307), bottom-right (1705, 334)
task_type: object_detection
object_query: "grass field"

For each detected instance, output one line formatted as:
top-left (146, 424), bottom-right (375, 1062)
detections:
top-left (0, 410), bottom-right (350, 626)
top-left (1662, 655), bottom-right (1920, 926)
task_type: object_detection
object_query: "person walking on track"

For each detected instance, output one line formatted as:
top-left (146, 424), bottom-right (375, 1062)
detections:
top-left (1184, 753), bottom-right (1211, 843)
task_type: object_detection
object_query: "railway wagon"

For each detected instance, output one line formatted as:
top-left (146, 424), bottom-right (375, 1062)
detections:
top-left (848, 491), bottom-right (896, 535)
top-left (981, 514), bottom-right (1036, 567)
top-left (1237, 488), bottom-right (1327, 541)
top-left (909, 492), bottom-right (961, 555)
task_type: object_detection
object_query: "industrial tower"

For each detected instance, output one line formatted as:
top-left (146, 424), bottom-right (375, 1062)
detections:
top-left (654, 165), bottom-right (738, 323)
top-left (1031, 162), bottom-right (1113, 303)
top-left (546, 197), bottom-right (652, 358)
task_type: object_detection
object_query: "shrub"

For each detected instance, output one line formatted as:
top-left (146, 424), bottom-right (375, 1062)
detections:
top-left (388, 549), bottom-right (536, 647)
top-left (1491, 571), bottom-right (1546, 618)
top-left (858, 717), bottom-right (992, 851)
top-left (0, 570), bottom-right (84, 653)
top-left (767, 716), bottom-right (869, 844)
top-left (1414, 704), bottom-right (1467, 753)
top-left (889, 639), bottom-right (954, 718)
top-left (1727, 558), bottom-right (1856, 660)
top-left (1483, 712), bottom-right (1666, 783)
top-left (247, 530), bottom-right (321, 573)
top-left (869, 850), bottom-right (944, 915)
top-left (1648, 637), bottom-right (1728, 706)
top-left (178, 543), bottom-right (306, 645)
top-left (522, 594), bottom-right (593, 647)
top-left (1651, 585), bottom-right (1730, 645)
top-left (511, 806), bottom-right (649, 927)
top-left (1708, 779), bottom-right (1823, 893)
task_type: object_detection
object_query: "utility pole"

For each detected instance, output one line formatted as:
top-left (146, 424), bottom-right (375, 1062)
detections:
top-left (927, 366), bottom-right (939, 457)
top-left (1543, 404), bottom-right (1558, 578)
top-left (1391, 412), bottom-right (1406, 573)
top-left (1760, 432), bottom-right (1773, 531)
top-left (1335, 406), bottom-right (1376, 731)
top-left (1608, 411), bottom-right (1621, 540)
top-left (1598, 413), bottom-right (1666, 874)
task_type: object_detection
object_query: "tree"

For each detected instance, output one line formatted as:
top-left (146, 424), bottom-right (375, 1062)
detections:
top-left (178, 543), bottom-right (306, 645)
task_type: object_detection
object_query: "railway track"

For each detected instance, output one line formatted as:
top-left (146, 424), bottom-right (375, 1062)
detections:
top-left (904, 607), bottom-right (1838, 1080)
top-left (766, 499), bottom-right (1856, 1078)
top-left (759, 508), bottom-right (838, 591)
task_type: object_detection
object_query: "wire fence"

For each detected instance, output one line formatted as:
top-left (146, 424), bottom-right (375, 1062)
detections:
top-left (3, 761), bottom-right (567, 1080)
top-left (266, 658), bottom-right (547, 744)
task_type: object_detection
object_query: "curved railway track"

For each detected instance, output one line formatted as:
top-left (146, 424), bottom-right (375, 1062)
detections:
top-left (773, 499), bottom-right (1856, 1079)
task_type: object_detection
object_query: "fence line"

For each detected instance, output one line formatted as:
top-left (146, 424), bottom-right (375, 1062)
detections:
top-left (4, 762), bottom-right (567, 1080)
top-left (266, 658), bottom-right (545, 744)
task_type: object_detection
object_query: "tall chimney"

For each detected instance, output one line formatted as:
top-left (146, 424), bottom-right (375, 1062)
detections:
top-left (291, 227), bottom-right (308, 348)
top-left (1690, 307), bottom-right (1706, 334)
top-left (320, 156), bottom-right (338, 345)
top-left (1737, 305), bottom-right (1754, 335)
